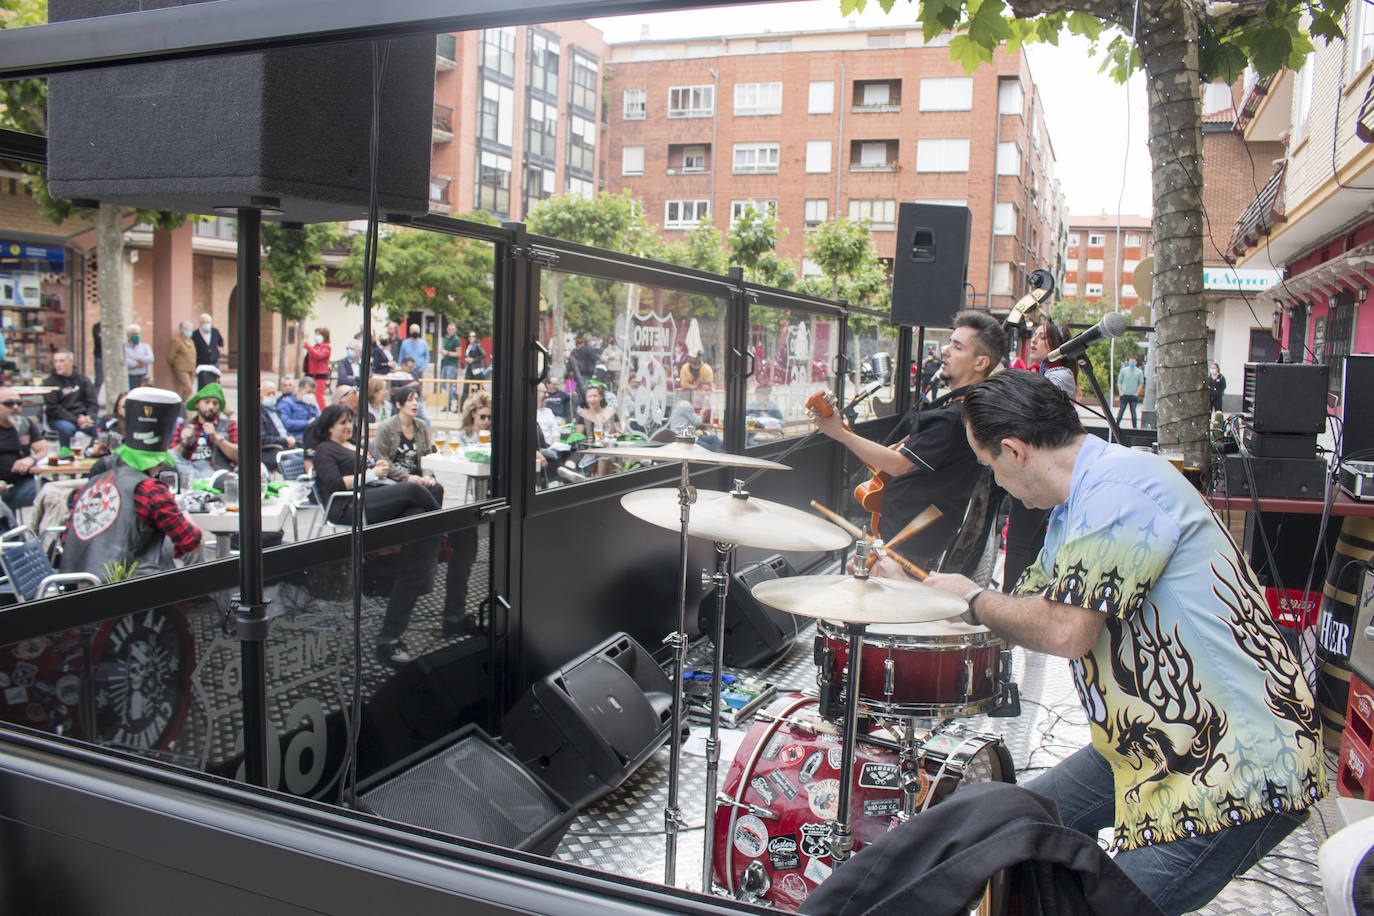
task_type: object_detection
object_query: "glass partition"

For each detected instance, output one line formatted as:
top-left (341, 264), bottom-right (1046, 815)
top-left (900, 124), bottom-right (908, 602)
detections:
top-left (843, 313), bottom-right (903, 423)
top-left (745, 302), bottom-right (842, 443)
top-left (538, 268), bottom-right (729, 485)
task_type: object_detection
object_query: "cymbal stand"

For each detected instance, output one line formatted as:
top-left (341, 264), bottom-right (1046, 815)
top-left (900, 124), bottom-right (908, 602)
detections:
top-left (701, 536), bottom-right (736, 893)
top-left (662, 459), bottom-right (696, 887)
top-left (832, 542), bottom-right (872, 866)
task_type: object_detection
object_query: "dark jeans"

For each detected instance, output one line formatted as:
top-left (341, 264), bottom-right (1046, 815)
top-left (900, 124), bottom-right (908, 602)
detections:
top-left (1, 475), bottom-right (36, 510)
top-left (1117, 394), bottom-right (1139, 427)
top-left (48, 418), bottom-right (93, 450)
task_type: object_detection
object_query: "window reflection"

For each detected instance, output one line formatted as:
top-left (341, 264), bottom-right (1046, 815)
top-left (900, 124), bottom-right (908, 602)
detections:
top-left (844, 315), bottom-right (903, 421)
top-left (745, 305), bottom-right (842, 442)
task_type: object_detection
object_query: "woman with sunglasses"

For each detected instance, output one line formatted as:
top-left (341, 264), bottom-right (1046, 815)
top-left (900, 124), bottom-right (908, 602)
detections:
top-left (455, 391), bottom-right (492, 447)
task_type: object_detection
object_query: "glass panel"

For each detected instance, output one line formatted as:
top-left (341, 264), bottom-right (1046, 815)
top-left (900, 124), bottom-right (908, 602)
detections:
top-left (0, 523), bottom-right (494, 802)
top-left (538, 270), bottom-right (729, 484)
top-left (842, 314), bottom-right (903, 423)
top-left (745, 302), bottom-right (842, 442)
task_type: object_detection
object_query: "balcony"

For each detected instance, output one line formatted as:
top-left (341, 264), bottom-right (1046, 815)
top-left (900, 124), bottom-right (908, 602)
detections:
top-left (851, 80), bottom-right (901, 113)
top-left (433, 102), bottom-right (454, 143)
top-left (436, 33), bottom-right (457, 70)
top-left (850, 140), bottom-right (899, 172)
top-left (666, 143), bottom-right (711, 175)
top-left (429, 174), bottom-right (452, 214)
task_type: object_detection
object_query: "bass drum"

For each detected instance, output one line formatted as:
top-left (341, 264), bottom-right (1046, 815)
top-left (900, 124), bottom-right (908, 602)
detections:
top-left (712, 693), bottom-right (1013, 911)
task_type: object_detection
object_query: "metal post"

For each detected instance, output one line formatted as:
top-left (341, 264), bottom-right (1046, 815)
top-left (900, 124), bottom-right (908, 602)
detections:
top-left (662, 458), bottom-right (696, 886)
top-left (831, 621), bottom-right (867, 865)
top-left (701, 539), bottom-right (734, 893)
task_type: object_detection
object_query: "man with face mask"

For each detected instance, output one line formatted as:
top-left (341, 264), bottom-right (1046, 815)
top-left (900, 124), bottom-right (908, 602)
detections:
top-left (172, 381), bottom-right (238, 475)
top-left (1116, 356), bottom-right (1144, 429)
top-left (193, 312), bottom-right (225, 390)
top-left (166, 320), bottom-right (196, 401)
top-left (336, 342), bottom-right (361, 390)
top-left (259, 379), bottom-right (294, 471)
top-left (124, 324), bottom-right (154, 389)
top-left (397, 323), bottom-right (430, 378)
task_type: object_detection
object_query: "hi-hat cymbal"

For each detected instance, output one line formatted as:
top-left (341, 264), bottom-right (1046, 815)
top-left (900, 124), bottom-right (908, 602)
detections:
top-left (750, 574), bottom-right (967, 625)
top-left (583, 438), bottom-right (788, 470)
top-left (622, 488), bottom-right (851, 552)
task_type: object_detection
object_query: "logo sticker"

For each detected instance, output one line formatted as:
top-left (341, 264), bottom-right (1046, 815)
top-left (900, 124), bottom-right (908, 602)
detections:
top-left (769, 769), bottom-right (800, 799)
top-left (767, 834), bottom-right (800, 871)
top-left (806, 779), bottom-right (840, 821)
top-left (799, 822), bottom-right (831, 859)
top-left (779, 744), bottom-right (806, 766)
top-left (11, 661), bottom-right (36, 688)
top-left (800, 750), bottom-right (825, 782)
top-left (5, 685), bottom-right (27, 705)
top-left (55, 675), bottom-right (81, 707)
top-left (749, 776), bottom-right (777, 806)
top-left (864, 797), bottom-right (900, 818)
top-left (778, 872), bottom-right (809, 902)
top-left (733, 814), bottom-right (768, 858)
top-left (828, 745), bottom-right (843, 770)
top-left (762, 733), bottom-right (786, 761)
top-left (70, 477), bottom-right (121, 541)
top-left (858, 762), bottom-right (900, 790)
top-left (804, 856), bottom-right (832, 885)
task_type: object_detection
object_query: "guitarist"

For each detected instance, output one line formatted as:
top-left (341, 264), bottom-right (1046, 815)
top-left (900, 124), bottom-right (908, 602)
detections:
top-left (814, 311), bottom-right (1006, 573)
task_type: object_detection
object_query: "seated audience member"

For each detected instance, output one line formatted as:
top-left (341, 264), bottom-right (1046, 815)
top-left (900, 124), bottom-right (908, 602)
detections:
top-left (455, 391), bottom-right (493, 447)
top-left (336, 343), bottom-right (362, 390)
top-left (311, 403), bottom-right (441, 666)
top-left (83, 391), bottom-right (128, 459)
top-left (61, 387), bottom-right (202, 580)
top-left (372, 388), bottom-right (444, 504)
top-left (303, 385), bottom-right (361, 452)
top-left (42, 349), bottom-right (99, 451)
top-left (276, 376), bottom-right (318, 436)
top-left (392, 355), bottom-right (430, 423)
top-left (0, 385), bottom-right (47, 513)
top-left (542, 375), bottom-right (571, 420)
top-left (172, 382), bottom-right (237, 475)
top-left (574, 382), bottom-right (619, 477)
top-left (259, 379), bottom-right (295, 471)
top-left (666, 389), bottom-right (722, 452)
top-left (745, 384), bottom-right (784, 423)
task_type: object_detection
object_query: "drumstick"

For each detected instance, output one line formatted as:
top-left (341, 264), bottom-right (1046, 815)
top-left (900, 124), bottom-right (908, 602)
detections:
top-left (883, 550), bottom-right (930, 581)
top-left (809, 500), bottom-right (865, 539)
top-left (811, 500), bottom-right (929, 580)
top-left (884, 505), bottom-right (944, 553)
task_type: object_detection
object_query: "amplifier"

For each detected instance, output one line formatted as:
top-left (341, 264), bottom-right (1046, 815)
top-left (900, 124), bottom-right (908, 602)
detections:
top-left (1243, 362), bottom-right (1329, 434)
top-left (1339, 461), bottom-right (1374, 501)
top-left (1223, 454), bottom-right (1329, 500)
top-left (1243, 427), bottom-right (1318, 460)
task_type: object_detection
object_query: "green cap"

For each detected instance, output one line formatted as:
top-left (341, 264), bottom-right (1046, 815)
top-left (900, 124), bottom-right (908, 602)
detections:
top-left (186, 381), bottom-right (227, 411)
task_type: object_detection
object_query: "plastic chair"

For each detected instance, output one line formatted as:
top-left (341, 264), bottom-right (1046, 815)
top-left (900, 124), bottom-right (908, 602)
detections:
top-left (277, 448), bottom-right (307, 482)
top-left (310, 480), bottom-right (353, 538)
top-left (0, 529), bottom-right (99, 601)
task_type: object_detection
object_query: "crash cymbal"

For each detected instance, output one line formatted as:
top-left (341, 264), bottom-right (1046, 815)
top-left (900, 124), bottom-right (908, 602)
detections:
top-left (622, 488), bottom-right (851, 552)
top-left (583, 436), bottom-right (788, 470)
top-left (750, 574), bottom-right (967, 625)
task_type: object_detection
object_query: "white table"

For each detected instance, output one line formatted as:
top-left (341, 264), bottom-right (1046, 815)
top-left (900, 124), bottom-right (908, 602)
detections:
top-left (189, 500), bottom-right (289, 558)
top-left (426, 452), bottom-right (492, 502)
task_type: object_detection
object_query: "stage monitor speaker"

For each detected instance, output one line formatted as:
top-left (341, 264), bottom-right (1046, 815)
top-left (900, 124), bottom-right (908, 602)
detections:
top-left (501, 632), bottom-right (673, 809)
top-left (890, 203), bottom-right (972, 328)
top-left (1341, 355), bottom-right (1374, 462)
top-left (1242, 362), bottom-right (1329, 435)
top-left (357, 725), bottom-right (573, 856)
top-left (697, 554), bottom-right (799, 667)
top-left (46, 0), bottom-right (433, 224)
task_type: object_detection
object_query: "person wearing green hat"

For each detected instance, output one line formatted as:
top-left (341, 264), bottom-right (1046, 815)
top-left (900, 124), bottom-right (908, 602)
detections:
top-left (60, 387), bottom-right (202, 581)
top-left (173, 381), bottom-right (238, 476)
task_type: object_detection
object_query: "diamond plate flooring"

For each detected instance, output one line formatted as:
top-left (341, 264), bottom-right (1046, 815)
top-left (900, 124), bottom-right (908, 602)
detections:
top-left (553, 623), bottom-right (1335, 914)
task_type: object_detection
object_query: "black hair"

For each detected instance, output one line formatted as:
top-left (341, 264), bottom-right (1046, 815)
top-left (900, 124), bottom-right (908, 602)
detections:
top-left (952, 310), bottom-right (1008, 369)
top-left (1037, 316), bottom-right (1078, 377)
top-left (390, 386), bottom-right (419, 408)
top-left (963, 369), bottom-right (1083, 455)
top-left (317, 403), bottom-right (356, 439)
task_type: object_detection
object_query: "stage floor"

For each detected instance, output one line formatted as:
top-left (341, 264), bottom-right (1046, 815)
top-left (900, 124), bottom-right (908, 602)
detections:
top-left (554, 622), bottom-right (1336, 914)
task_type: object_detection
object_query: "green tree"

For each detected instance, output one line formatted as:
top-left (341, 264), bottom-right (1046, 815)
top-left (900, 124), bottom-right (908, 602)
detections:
top-left (727, 204), bottom-right (796, 289)
top-left (261, 222), bottom-right (339, 380)
top-left (847, 0), bottom-right (1343, 467)
top-left (659, 220), bottom-right (728, 275)
top-left (1049, 297), bottom-right (1145, 399)
top-left (802, 217), bottom-right (891, 309)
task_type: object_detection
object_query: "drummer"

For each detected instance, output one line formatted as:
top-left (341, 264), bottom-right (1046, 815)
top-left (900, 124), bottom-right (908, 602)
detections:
top-left (907, 370), bottom-right (1323, 916)
top-left (813, 311), bottom-right (1004, 574)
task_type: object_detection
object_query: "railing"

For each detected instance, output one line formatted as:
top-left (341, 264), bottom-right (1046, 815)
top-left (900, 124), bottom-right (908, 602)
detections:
top-left (432, 102), bottom-right (454, 135)
top-left (435, 32), bottom-right (456, 67)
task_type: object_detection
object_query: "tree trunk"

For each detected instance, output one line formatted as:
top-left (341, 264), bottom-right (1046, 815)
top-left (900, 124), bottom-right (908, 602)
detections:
top-left (549, 271), bottom-right (567, 378)
top-left (1140, 0), bottom-right (1210, 469)
top-left (94, 203), bottom-right (127, 412)
top-left (277, 311), bottom-right (287, 382)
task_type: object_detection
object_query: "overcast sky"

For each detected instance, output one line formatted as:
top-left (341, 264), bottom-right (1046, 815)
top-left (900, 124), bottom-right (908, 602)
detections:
top-left (588, 1), bottom-right (1153, 218)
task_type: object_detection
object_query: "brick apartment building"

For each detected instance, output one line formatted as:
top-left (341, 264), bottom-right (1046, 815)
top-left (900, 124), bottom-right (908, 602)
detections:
top-left (1062, 212), bottom-right (1152, 311)
top-left (603, 25), bottom-right (1067, 316)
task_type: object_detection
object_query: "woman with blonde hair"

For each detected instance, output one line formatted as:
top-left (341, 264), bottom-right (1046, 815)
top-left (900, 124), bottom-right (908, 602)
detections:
top-left (456, 391), bottom-right (492, 447)
top-left (366, 377), bottom-right (391, 425)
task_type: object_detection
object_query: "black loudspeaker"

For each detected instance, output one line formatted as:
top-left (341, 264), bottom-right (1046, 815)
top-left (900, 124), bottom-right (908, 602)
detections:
top-left (502, 632), bottom-right (673, 810)
top-left (1341, 355), bottom-right (1374, 461)
top-left (697, 554), bottom-right (799, 667)
top-left (1242, 362), bottom-right (1329, 434)
top-left (890, 203), bottom-right (972, 328)
top-left (1223, 454), bottom-right (1329, 500)
top-left (357, 725), bottom-right (573, 856)
top-left (46, 0), bottom-right (433, 223)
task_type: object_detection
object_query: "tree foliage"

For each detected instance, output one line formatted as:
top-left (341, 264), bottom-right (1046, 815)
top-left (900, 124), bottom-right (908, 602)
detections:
top-left (1049, 297), bottom-right (1145, 392)
top-left (727, 204), bottom-right (797, 289)
top-left (800, 217), bottom-right (891, 310)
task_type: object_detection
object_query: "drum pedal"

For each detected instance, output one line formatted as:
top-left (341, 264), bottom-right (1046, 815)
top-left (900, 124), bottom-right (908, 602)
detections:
top-left (989, 681), bottom-right (1021, 718)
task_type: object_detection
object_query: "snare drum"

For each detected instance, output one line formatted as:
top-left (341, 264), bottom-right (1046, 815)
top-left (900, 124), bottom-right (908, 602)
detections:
top-left (817, 619), bottom-right (1007, 719)
top-left (712, 693), bottom-right (1012, 910)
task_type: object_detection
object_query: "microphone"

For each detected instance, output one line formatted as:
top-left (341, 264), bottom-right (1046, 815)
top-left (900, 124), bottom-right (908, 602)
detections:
top-left (1047, 311), bottom-right (1129, 362)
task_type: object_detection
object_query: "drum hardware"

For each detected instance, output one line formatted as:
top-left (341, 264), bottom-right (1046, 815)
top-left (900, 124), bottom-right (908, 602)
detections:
top-left (716, 794), bottom-right (780, 821)
top-left (736, 861), bottom-right (771, 905)
top-left (701, 538), bottom-right (735, 892)
top-left (830, 540), bottom-right (876, 867)
top-left (808, 500), bottom-right (939, 580)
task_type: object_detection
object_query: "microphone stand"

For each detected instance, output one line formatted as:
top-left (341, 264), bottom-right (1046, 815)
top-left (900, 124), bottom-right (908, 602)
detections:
top-left (1074, 354), bottom-right (1125, 443)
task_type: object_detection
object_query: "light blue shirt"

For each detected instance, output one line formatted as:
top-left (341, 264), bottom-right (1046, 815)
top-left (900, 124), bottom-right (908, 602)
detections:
top-left (398, 337), bottom-right (430, 375)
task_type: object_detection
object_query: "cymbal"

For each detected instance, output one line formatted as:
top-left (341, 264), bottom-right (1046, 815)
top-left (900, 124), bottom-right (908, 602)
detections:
top-left (750, 574), bottom-right (967, 625)
top-left (583, 438), bottom-right (789, 470)
top-left (621, 488), bottom-right (851, 552)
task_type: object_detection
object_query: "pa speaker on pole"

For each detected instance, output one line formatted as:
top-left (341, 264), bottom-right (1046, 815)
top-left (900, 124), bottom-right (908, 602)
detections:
top-left (890, 203), bottom-right (972, 328)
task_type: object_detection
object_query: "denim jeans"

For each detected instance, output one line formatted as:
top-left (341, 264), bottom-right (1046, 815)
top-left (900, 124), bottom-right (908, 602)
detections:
top-left (2, 475), bottom-right (36, 510)
top-left (1116, 393), bottom-right (1139, 427)
top-left (441, 364), bottom-right (460, 409)
top-left (48, 418), bottom-right (94, 450)
top-left (1026, 744), bottom-right (1306, 916)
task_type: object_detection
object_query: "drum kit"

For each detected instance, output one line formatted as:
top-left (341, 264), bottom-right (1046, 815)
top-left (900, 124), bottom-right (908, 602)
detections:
top-left (585, 434), bottom-right (1018, 907)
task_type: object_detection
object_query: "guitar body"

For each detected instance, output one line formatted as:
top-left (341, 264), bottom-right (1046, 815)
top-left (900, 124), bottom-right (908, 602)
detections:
top-left (809, 390), bottom-right (888, 531)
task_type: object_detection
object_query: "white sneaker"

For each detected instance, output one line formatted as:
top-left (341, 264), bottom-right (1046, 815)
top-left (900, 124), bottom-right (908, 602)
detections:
top-left (558, 466), bottom-right (587, 482)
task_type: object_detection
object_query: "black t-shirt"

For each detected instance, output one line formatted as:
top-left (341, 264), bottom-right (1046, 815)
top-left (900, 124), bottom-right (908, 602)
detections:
top-left (875, 403), bottom-right (983, 567)
top-left (0, 416), bottom-right (41, 482)
top-left (393, 431), bottom-right (419, 477)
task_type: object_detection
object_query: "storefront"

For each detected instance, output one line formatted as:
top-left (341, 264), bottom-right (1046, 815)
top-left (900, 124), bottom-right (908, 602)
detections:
top-left (0, 236), bottom-right (79, 381)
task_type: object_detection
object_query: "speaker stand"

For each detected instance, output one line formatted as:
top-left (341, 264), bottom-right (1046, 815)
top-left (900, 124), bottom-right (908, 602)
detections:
top-left (662, 460), bottom-right (696, 887)
top-left (701, 538), bottom-right (735, 893)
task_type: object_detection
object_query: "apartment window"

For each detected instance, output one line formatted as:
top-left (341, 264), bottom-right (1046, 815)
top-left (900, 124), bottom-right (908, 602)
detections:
top-left (476, 150), bottom-right (512, 217)
top-left (808, 81), bottom-right (834, 114)
top-left (686, 42), bottom-right (717, 58)
top-left (631, 46), bottom-right (665, 61)
top-left (915, 138), bottom-right (970, 172)
top-left (733, 142), bottom-right (780, 173)
top-left (993, 202), bottom-right (1016, 235)
top-left (570, 51), bottom-right (598, 113)
top-left (1088, 233), bottom-right (1106, 246)
top-left (734, 82), bottom-right (783, 116)
top-left (566, 115), bottom-right (596, 175)
top-left (730, 199), bottom-right (777, 223)
top-left (867, 33), bottom-right (896, 48)
top-left (623, 88), bottom-right (646, 120)
top-left (1061, 282), bottom-right (1077, 296)
top-left (479, 80), bottom-right (514, 147)
top-left (566, 176), bottom-right (594, 199)
top-left (669, 85), bottom-right (714, 118)
top-left (991, 263), bottom-right (1013, 295)
top-left (1085, 283), bottom-right (1104, 297)
top-left (854, 80), bottom-right (899, 109)
top-left (847, 199), bottom-right (896, 230)
top-left (527, 30), bottom-right (559, 96)
top-left (1087, 258), bottom-right (1105, 271)
top-left (1351, 0), bottom-right (1374, 72)
top-left (665, 199), bottom-right (710, 229)
top-left (804, 198), bottom-right (828, 228)
top-left (851, 140), bottom-right (897, 170)
top-left (805, 140), bottom-right (831, 173)
top-left (997, 80), bottom-right (1022, 115)
top-left (622, 146), bottom-right (645, 176)
top-left (525, 98), bottom-right (557, 161)
top-left (1293, 57), bottom-right (1315, 137)
top-left (919, 77), bottom-right (973, 111)
top-left (480, 27), bottom-right (515, 78)
top-left (523, 165), bottom-right (555, 214)
top-left (756, 38), bottom-right (792, 52)
top-left (996, 142), bottom-right (1019, 176)
top-left (680, 144), bottom-right (708, 172)
top-left (1067, 233), bottom-right (1080, 246)
top-left (1125, 233), bottom-right (1143, 247)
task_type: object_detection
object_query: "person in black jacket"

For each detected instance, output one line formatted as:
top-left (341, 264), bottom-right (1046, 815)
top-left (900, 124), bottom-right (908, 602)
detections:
top-left (42, 349), bottom-right (99, 451)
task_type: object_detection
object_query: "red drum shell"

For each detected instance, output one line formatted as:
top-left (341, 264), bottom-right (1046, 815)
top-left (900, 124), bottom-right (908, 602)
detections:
top-left (817, 619), bottom-right (1004, 718)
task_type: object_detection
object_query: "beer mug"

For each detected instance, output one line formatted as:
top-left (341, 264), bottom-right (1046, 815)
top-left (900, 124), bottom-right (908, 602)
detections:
top-left (479, 428), bottom-right (491, 445)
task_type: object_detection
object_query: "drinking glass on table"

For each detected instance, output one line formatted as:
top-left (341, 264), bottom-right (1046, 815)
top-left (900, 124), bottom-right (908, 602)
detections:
top-left (433, 429), bottom-right (447, 455)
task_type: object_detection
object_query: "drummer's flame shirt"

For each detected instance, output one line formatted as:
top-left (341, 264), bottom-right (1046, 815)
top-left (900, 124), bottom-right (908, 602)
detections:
top-left (1016, 434), bottom-right (1324, 852)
